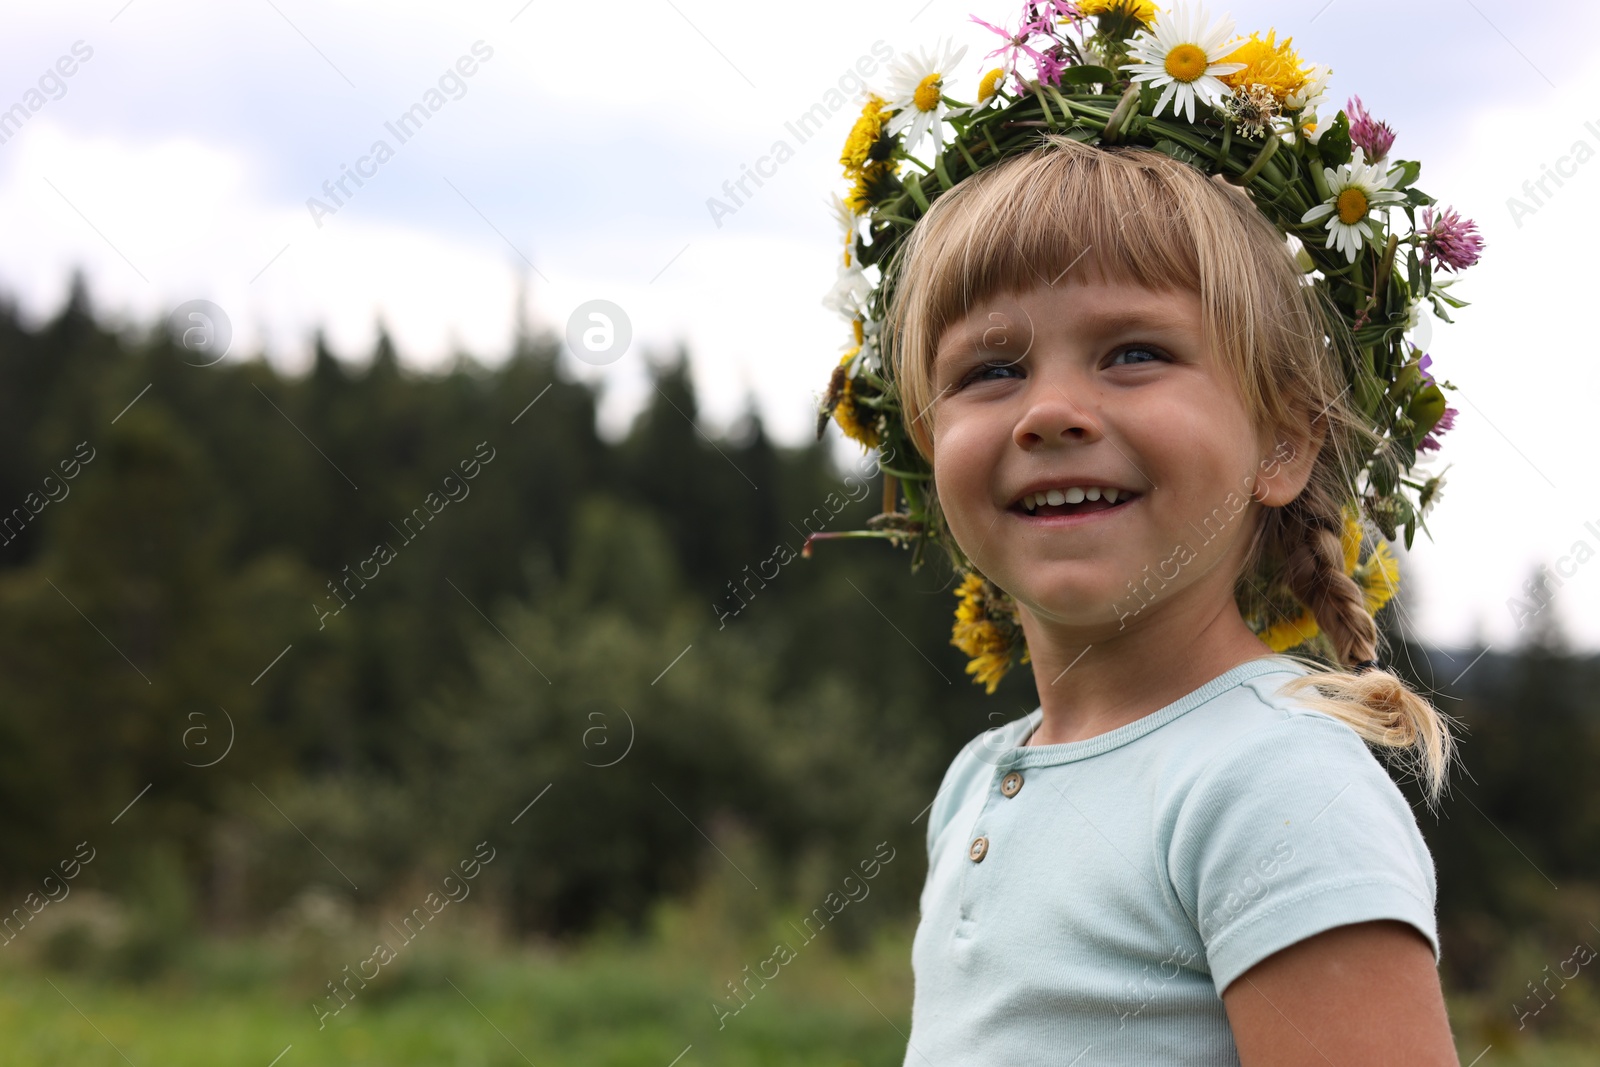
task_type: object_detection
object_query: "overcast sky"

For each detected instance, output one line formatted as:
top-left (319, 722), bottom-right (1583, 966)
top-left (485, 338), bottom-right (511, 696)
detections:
top-left (4, 0), bottom-right (1598, 653)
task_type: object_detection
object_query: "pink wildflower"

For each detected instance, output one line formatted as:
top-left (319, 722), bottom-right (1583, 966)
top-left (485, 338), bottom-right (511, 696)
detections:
top-left (970, 12), bottom-right (1052, 80)
top-left (972, 3), bottom-right (1079, 93)
top-left (1030, 46), bottom-right (1072, 88)
top-left (1346, 95), bottom-right (1395, 162)
top-left (1419, 206), bottom-right (1484, 273)
top-left (1023, 0), bottom-right (1082, 26)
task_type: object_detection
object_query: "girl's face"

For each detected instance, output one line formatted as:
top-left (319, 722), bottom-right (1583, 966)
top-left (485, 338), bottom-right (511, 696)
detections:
top-left (929, 277), bottom-right (1287, 632)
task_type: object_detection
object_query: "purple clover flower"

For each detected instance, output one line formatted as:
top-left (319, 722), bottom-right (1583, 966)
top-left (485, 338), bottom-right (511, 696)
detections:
top-left (1419, 406), bottom-right (1457, 452)
top-left (1420, 206), bottom-right (1485, 273)
top-left (1346, 95), bottom-right (1396, 162)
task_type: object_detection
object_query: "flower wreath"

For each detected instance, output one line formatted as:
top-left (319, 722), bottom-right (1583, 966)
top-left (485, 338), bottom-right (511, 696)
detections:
top-left (809, 0), bottom-right (1480, 693)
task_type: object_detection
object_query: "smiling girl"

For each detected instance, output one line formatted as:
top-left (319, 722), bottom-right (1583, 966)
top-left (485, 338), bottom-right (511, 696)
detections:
top-left (883, 134), bottom-right (1462, 1064)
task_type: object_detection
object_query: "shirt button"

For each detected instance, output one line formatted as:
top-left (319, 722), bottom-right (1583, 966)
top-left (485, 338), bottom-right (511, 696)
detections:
top-left (968, 836), bottom-right (989, 863)
top-left (1001, 771), bottom-right (1024, 797)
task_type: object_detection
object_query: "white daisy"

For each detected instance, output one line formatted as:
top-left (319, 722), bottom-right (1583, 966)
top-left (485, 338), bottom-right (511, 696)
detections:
top-left (1122, 2), bottom-right (1245, 124)
top-left (883, 39), bottom-right (969, 152)
top-left (1285, 62), bottom-right (1331, 112)
top-left (1287, 63), bottom-right (1332, 141)
top-left (829, 193), bottom-right (859, 269)
top-left (823, 259), bottom-right (872, 322)
top-left (853, 316), bottom-right (883, 374)
top-left (1417, 466), bottom-right (1449, 520)
top-left (1284, 232), bottom-right (1315, 274)
top-left (1300, 146), bottom-right (1407, 263)
top-left (975, 66), bottom-right (1008, 107)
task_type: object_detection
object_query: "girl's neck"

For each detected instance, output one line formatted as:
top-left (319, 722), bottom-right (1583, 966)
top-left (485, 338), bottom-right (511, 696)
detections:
top-left (1019, 583), bottom-right (1276, 747)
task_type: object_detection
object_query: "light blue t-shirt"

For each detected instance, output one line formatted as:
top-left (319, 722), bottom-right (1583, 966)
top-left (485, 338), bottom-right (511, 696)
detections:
top-left (905, 655), bottom-right (1439, 1065)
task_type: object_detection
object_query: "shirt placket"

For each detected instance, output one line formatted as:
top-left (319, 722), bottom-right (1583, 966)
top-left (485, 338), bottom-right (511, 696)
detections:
top-left (953, 757), bottom-right (1031, 940)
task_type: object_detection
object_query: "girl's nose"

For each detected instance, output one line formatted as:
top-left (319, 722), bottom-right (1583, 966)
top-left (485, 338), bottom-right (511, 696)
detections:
top-left (1012, 379), bottom-right (1102, 449)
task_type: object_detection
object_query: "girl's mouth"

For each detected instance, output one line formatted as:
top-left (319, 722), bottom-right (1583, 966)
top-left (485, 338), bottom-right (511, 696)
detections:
top-left (1010, 489), bottom-right (1142, 522)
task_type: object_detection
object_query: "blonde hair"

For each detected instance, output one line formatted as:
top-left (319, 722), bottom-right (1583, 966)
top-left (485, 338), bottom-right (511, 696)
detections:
top-left (883, 133), bottom-right (1456, 808)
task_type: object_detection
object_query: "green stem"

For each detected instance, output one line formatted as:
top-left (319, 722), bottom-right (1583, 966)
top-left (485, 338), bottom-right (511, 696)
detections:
top-left (1100, 84), bottom-right (1141, 143)
top-left (877, 464), bottom-right (933, 481)
top-left (1237, 132), bottom-right (1282, 186)
top-left (1309, 152), bottom-right (1332, 202)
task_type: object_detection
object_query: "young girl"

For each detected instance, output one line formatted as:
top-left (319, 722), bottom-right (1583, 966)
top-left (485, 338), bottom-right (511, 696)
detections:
top-left (884, 136), bottom-right (1461, 1064)
top-left (816, 6), bottom-right (1482, 1061)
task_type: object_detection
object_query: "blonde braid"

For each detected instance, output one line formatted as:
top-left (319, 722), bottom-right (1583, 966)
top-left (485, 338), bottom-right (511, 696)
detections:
top-left (1271, 496), bottom-right (1459, 811)
top-left (1281, 507), bottom-right (1376, 666)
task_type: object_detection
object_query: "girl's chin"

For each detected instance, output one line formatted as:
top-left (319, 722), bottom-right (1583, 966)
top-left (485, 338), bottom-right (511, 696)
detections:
top-left (1009, 584), bottom-right (1136, 627)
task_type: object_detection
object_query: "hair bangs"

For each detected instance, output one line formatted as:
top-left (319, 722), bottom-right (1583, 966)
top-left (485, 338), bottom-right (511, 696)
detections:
top-left (910, 147), bottom-right (1206, 337)
top-left (887, 136), bottom-right (1270, 461)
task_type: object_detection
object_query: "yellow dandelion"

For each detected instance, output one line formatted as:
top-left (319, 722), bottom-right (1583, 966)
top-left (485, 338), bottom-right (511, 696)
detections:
top-left (1219, 30), bottom-right (1310, 102)
top-left (832, 349), bottom-right (881, 450)
top-left (1339, 506), bottom-right (1363, 572)
top-left (840, 94), bottom-right (890, 177)
top-left (1078, 0), bottom-right (1157, 24)
top-left (1354, 538), bottom-right (1401, 615)
top-left (951, 572), bottom-right (1026, 695)
top-left (845, 159), bottom-right (897, 214)
top-left (1259, 608), bottom-right (1319, 653)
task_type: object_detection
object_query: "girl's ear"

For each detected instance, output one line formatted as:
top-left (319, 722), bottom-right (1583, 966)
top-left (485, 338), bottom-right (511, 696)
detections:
top-left (1251, 411), bottom-right (1326, 506)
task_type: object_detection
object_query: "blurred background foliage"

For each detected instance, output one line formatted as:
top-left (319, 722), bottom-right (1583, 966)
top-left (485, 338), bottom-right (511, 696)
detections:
top-left (0, 277), bottom-right (1596, 1062)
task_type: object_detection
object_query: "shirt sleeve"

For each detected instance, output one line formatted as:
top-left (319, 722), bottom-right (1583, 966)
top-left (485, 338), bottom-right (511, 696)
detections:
top-left (1167, 711), bottom-right (1440, 995)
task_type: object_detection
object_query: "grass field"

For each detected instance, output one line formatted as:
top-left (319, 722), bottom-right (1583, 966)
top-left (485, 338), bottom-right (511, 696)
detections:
top-left (4, 964), bottom-right (900, 1065)
top-left (4, 891), bottom-right (1592, 1066)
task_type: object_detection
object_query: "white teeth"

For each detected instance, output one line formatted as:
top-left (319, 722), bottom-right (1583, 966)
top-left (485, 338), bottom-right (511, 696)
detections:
top-left (1021, 486), bottom-right (1135, 511)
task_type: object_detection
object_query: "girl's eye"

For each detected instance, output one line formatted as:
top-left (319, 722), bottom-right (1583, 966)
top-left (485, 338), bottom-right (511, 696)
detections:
top-left (959, 359), bottom-right (1023, 387)
top-left (1109, 345), bottom-right (1167, 367)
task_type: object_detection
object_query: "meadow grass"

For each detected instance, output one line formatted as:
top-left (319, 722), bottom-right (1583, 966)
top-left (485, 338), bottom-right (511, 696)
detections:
top-left (4, 889), bottom-right (1590, 1066)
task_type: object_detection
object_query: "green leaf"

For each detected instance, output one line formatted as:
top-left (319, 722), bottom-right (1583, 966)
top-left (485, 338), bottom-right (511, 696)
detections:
top-left (1318, 111), bottom-right (1352, 168)
top-left (1389, 356), bottom-right (1421, 399)
top-left (1390, 159), bottom-right (1422, 189)
top-left (1408, 383), bottom-right (1447, 438)
top-left (1058, 65), bottom-right (1116, 86)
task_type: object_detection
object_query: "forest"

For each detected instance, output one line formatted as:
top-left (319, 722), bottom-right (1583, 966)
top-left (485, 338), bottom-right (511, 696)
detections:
top-left (0, 277), bottom-right (1595, 1062)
